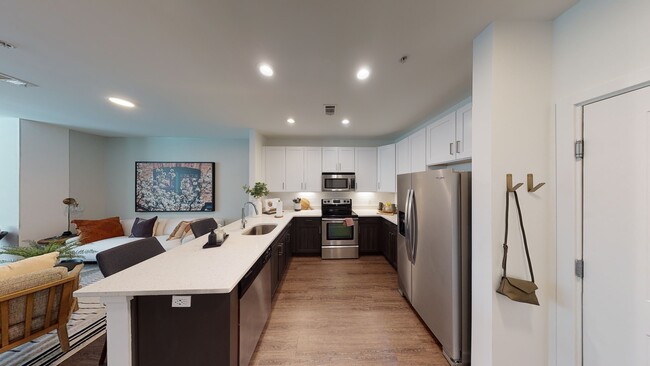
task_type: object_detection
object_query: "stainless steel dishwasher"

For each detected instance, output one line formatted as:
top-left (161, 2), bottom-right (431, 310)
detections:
top-left (239, 247), bottom-right (272, 366)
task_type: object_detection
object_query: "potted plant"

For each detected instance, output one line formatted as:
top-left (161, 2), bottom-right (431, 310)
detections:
top-left (242, 182), bottom-right (270, 214)
top-left (0, 239), bottom-right (93, 264)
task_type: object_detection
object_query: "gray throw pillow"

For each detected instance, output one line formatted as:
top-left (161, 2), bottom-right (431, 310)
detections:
top-left (130, 216), bottom-right (158, 238)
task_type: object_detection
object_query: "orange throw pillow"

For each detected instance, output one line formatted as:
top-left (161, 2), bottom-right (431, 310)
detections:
top-left (72, 216), bottom-right (124, 244)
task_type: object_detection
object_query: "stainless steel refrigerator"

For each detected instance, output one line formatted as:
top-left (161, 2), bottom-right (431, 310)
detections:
top-left (397, 170), bottom-right (471, 365)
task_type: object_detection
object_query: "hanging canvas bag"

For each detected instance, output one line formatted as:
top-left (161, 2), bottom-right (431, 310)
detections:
top-left (496, 190), bottom-right (540, 305)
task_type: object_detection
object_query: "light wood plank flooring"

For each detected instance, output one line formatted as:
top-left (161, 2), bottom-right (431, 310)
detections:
top-left (250, 256), bottom-right (447, 366)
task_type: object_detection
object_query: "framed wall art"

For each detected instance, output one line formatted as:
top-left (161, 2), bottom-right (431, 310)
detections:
top-left (135, 162), bottom-right (215, 212)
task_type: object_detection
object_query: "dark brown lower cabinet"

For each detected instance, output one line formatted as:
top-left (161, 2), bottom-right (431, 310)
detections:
top-left (291, 218), bottom-right (321, 255)
top-left (359, 217), bottom-right (381, 254)
top-left (272, 224), bottom-right (292, 296)
top-left (381, 219), bottom-right (398, 269)
top-left (134, 291), bottom-right (239, 366)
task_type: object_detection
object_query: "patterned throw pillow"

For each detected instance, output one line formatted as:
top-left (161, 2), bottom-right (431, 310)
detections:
top-left (72, 217), bottom-right (124, 244)
top-left (167, 221), bottom-right (192, 241)
top-left (129, 216), bottom-right (158, 238)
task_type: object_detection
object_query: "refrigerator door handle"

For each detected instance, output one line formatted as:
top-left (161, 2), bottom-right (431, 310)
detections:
top-left (404, 189), bottom-right (412, 261)
top-left (410, 189), bottom-right (418, 262)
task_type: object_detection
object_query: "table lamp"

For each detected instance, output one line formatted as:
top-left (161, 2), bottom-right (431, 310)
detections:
top-left (62, 197), bottom-right (79, 237)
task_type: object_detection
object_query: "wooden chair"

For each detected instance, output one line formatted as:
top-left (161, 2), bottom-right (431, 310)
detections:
top-left (96, 237), bottom-right (165, 365)
top-left (0, 263), bottom-right (83, 354)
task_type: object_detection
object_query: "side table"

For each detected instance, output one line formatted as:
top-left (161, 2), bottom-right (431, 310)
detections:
top-left (37, 235), bottom-right (77, 245)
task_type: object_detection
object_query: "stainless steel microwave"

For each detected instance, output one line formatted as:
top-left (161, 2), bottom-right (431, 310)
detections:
top-left (322, 173), bottom-right (356, 192)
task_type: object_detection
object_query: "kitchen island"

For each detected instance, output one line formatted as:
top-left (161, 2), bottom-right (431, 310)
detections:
top-left (75, 210), bottom-right (319, 366)
top-left (74, 208), bottom-right (396, 365)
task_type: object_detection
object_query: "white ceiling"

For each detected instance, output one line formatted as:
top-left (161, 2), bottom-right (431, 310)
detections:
top-left (0, 0), bottom-right (576, 139)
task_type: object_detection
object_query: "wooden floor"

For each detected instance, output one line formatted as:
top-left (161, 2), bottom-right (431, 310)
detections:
top-left (250, 256), bottom-right (447, 366)
top-left (59, 334), bottom-right (105, 366)
top-left (62, 256), bottom-right (446, 365)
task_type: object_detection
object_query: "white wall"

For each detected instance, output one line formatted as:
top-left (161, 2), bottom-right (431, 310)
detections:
top-left (553, 0), bottom-right (650, 364)
top-left (472, 22), bottom-right (553, 366)
top-left (19, 120), bottom-right (70, 243)
top-left (104, 137), bottom-right (249, 223)
top-left (0, 118), bottom-right (20, 246)
top-left (249, 130), bottom-right (266, 186)
top-left (69, 130), bottom-right (108, 220)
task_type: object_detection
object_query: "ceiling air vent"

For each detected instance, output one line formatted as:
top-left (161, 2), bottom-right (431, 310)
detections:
top-left (324, 104), bottom-right (336, 116)
top-left (0, 40), bottom-right (16, 49)
top-left (0, 72), bottom-right (37, 87)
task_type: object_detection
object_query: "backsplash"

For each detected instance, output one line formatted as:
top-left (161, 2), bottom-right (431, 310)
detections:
top-left (268, 192), bottom-right (397, 210)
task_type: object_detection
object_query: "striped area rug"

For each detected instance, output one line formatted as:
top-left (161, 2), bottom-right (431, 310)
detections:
top-left (0, 265), bottom-right (106, 366)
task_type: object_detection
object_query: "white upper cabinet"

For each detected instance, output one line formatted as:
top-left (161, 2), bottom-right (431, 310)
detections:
top-left (322, 147), bottom-right (339, 172)
top-left (426, 102), bottom-right (472, 166)
top-left (322, 147), bottom-right (355, 172)
top-left (285, 147), bottom-right (305, 192)
top-left (455, 103), bottom-right (472, 160)
top-left (377, 144), bottom-right (396, 192)
top-left (410, 128), bottom-right (426, 173)
top-left (338, 147), bottom-right (355, 172)
top-left (354, 147), bottom-right (377, 192)
top-left (264, 146), bottom-right (286, 192)
top-left (281, 147), bottom-right (322, 192)
top-left (426, 111), bottom-right (457, 165)
top-left (303, 147), bottom-right (322, 191)
top-left (396, 137), bottom-right (410, 175)
top-left (396, 128), bottom-right (426, 175)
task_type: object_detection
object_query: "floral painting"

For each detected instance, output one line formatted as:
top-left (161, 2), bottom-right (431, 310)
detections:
top-left (136, 162), bottom-right (215, 212)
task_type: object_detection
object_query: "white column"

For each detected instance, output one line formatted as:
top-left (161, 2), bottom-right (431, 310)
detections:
top-left (102, 296), bottom-right (134, 366)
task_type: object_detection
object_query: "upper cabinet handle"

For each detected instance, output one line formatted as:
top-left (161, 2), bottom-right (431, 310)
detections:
top-left (456, 141), bottom-right (461, 153)
top-left (449, 142), bottom-right (454, 155)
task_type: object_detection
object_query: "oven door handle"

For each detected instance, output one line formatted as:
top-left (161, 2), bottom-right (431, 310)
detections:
top-left (321, 218), bottom-right (358, 223)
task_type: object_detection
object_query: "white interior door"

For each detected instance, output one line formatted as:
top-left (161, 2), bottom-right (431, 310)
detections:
top-left (582, 86), bottom-right (650, 366)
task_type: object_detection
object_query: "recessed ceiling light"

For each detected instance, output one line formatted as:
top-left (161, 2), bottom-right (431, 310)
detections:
top-left (108, 97), bottom-right (135, 108)
top-left (356, 67), bottom-right (370, 80)
top-left (287, 118), bottom-right (295, 124)
top-left (259, 63), bottom-right (274, 77)
top-left (341, 119), bottom-right (350, 125)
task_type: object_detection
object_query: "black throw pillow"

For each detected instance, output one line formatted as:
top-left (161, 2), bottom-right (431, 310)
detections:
top-left (130, 216), bottom-right (158, 238)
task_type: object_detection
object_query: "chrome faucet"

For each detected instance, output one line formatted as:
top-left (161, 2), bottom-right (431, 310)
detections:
top-left (241, 201), bottom-right (259, 229)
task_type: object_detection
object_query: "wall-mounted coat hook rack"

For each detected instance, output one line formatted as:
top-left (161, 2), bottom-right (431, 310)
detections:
top-left (527, 174), bottom-right (545, 192)
top-left (506, 174), bottom-right (523, 192)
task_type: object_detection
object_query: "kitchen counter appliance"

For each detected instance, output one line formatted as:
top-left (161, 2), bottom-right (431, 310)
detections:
top-left (321, 198), bottom-right (359, 259)
top-left (239, 247), bottom-right (272, 366)
top-left (322, 173), bottom-right (356, 192)
top-left (398, 170), bottom-right (471, 365)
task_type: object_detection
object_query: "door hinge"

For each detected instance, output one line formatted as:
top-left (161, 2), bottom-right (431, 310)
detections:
top-left (575, 140), bottom-right (584, 160)
top-left (575, 259), bottom-right (584, 278)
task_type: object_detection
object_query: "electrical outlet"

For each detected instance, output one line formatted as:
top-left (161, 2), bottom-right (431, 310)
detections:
top-left (171, 295), bottom-right (191, 308)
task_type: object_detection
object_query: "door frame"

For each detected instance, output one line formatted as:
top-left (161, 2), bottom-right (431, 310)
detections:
top-left (555, 70), bottom-right (650, 366)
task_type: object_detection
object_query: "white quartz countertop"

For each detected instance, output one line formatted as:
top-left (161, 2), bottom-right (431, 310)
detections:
top-left (74, 208), bottom-right (396, 298)
top-left (75, 210), bottom-right (320, 298)
top-left (354, 209), bottom-right (398, 224)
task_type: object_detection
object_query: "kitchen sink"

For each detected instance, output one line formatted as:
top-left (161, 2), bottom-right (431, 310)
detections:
top-left (242, 224), bottom-right (278, 236)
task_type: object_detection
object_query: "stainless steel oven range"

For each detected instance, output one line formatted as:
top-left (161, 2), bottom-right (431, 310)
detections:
top-left (321, 198), bottom-right (359, 259)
